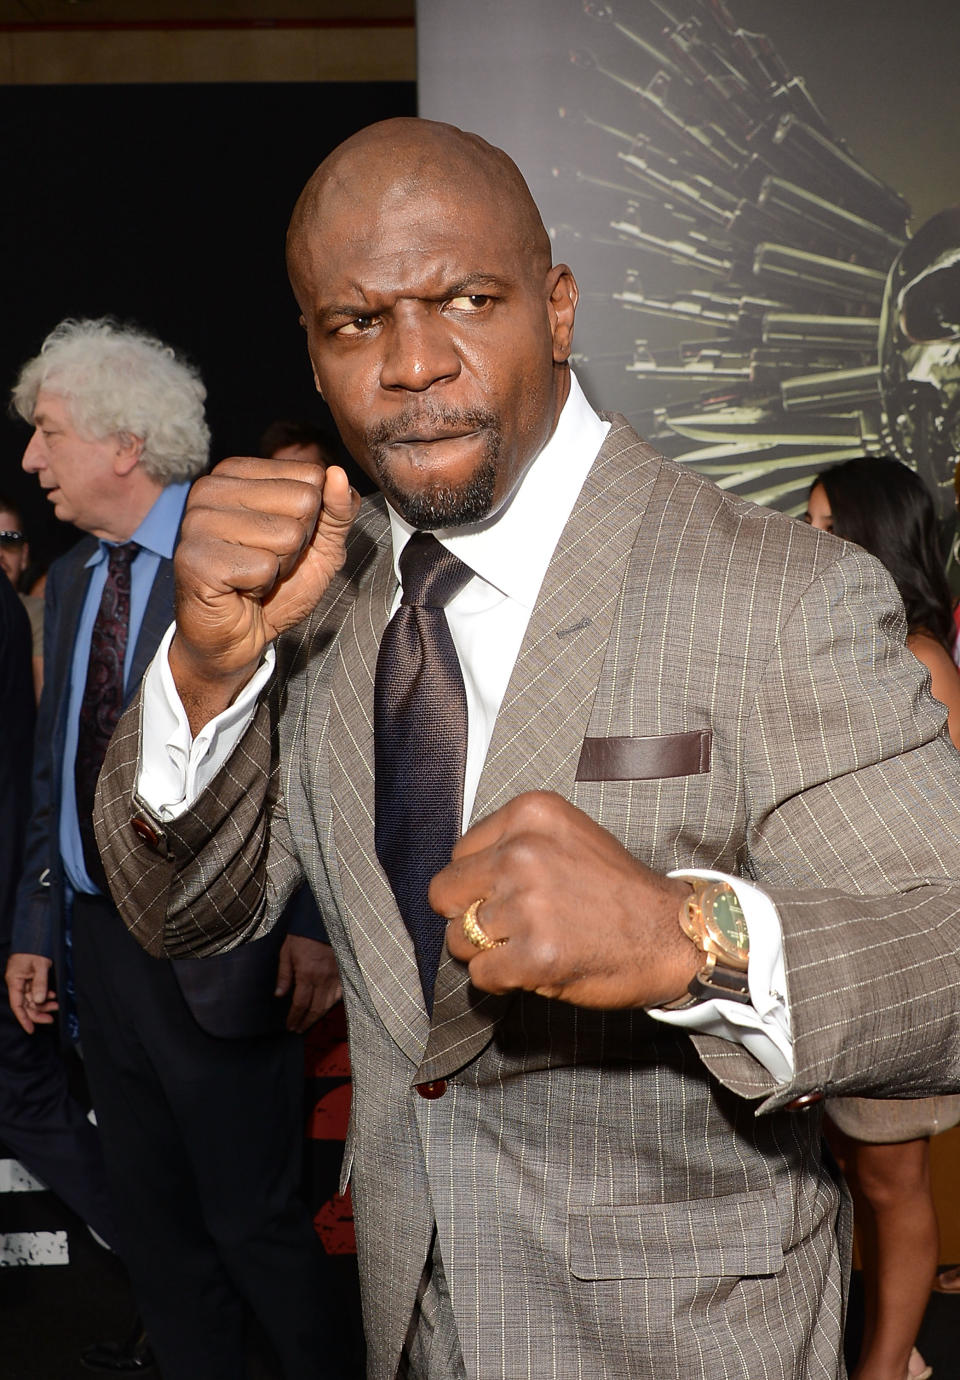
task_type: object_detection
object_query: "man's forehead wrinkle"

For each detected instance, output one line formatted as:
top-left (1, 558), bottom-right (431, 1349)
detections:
top-left (33, 399), bottom-right (64, 425)
top-left (319, 256), bottom-right (511, 320)
top-left (288, 118), bottom-right (555, 303)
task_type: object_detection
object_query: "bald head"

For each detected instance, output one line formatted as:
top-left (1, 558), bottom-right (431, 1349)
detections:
top-left (287, 118), bottom-right (551, 293)
top-left (284, 117), bottom-right (578, 531)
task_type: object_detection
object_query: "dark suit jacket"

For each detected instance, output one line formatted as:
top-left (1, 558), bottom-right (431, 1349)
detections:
top-left (13, 530), bottom-right (322, 1040)
top-left (0, 577), bottom-right (35, 944)
top-left (97, 420), bottom-right (960, 1377)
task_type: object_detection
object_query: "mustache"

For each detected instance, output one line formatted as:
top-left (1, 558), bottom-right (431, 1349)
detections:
top-left (365, 405), bottom-right (497, 448)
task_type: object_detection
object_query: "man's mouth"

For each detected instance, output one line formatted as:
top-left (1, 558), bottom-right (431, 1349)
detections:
top-left (386, 428), bottom-right (481, 447)
top-left (367, 405), bottom-right (496, 457)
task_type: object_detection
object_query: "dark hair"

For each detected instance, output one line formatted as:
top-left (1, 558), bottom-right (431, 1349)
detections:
top-left (0, 494), bottom-right (24, 527)
top-left (810, 456), bottom-right (955, 649)
top-left (258, 418), bottom-right (334, 462)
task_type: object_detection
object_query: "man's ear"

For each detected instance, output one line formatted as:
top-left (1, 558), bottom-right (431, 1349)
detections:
top-left (547, 264), bottom-right (579, 362)
top-left (113, 432), bottom-right (144, 477)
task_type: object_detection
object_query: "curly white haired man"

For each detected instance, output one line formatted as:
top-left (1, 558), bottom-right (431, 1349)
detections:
top-left (5, 319), bottom-right (347, 1379)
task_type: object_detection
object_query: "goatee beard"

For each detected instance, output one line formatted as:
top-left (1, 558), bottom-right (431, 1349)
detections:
top-left (366, 406), bottom-right (502, 530)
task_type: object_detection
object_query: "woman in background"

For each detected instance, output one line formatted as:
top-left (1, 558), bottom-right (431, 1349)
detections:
top-left (805, 456), bottom-right (960, 1380)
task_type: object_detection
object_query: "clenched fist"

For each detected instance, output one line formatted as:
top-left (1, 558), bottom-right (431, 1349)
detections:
top-left (434, 791), bottom-right (699, 1009)
top-left (170, 457), bottom-right (360, 732)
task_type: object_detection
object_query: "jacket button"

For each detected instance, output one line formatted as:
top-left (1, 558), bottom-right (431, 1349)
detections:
top-left (785, 1090), bottom-right (824, 1111)
top-left (130, 814), bottom-right (163, 850)
top-left (415, 1080), bottom-right (447, 1099)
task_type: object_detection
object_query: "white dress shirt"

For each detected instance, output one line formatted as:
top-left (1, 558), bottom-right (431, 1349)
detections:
top-left (137, 373), bottom-right (792, 1081)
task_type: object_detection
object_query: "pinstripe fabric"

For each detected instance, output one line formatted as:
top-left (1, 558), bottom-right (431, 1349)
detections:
top-left (97, 417), bottom-right (960, 1379)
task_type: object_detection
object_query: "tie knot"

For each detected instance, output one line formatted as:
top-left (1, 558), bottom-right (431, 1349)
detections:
top-left (398, 532), bottom-right (471, 609)
top-left (107, 541), bottom-right (139, 575)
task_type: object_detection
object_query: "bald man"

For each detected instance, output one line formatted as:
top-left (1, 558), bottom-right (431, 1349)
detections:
top-left (98, 119), bottom-right (960, 1379)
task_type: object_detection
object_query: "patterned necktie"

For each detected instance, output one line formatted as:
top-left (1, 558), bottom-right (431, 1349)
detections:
top-left (75, 541), bottom-right (139, 891)
top-left (374, 532), bottom-right (473, 1010)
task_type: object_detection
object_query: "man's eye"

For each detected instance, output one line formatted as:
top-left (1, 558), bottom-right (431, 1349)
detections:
top-left (336, 315), bottom-right (378, 336)
top-left (447, 294), bottom-right (491, 311)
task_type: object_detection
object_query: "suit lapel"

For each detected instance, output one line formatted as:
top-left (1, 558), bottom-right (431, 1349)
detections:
top-left (419, 417), bottom-right (665, 1080)
top-left (42, 544), bottom-right (96, 839)
top-left (49, 541), bottom-right (96, 718)
top-left (327, 512), bottom-right (433, 1062)
top-left (54, 535), bottom-right (175, 710)
top-left (126, 555), bottom-right (175, 705)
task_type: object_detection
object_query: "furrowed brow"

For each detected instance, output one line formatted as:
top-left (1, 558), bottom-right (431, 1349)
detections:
top-left (442, 274), bottom-right (508, 297)
top-left (317, 303), bottom-right (376, 327)
top-left (316, 273), bottom-right (511, 325)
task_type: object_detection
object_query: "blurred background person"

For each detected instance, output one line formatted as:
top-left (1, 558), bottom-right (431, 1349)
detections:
top-left (0, 538), bottom-right (120, 1251)
top-left (0, 573), bottom-right (33, 1018)
top-left (805, 454), bottom-right (960, 1380)
top-left (806, 458), bottom-right (960, 747)
top-left (0, 494), bottom-right (44, 699)
top-left (5, 317), bottom-right (347, 1380)
top-left (259, 417), bottom-right (335, 466)
top-left (259, 416), bottom-right (376, 501)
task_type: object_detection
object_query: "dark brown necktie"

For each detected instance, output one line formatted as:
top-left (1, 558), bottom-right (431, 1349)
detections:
top-left (374, 532), bottom-right (472, 1010)
top-left (75, 541), bottom-right (139, 891)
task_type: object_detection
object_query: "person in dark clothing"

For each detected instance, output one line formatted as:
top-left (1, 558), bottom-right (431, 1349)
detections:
top-left (6, 317), bottom-right (348, 1380)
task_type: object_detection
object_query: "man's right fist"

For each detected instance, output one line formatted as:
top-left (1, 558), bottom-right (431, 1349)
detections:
top-left (170, 457), bottom-right (360, 731)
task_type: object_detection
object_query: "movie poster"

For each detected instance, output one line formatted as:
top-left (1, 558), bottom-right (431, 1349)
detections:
top-left (418, 0), bottom-right (960, 535)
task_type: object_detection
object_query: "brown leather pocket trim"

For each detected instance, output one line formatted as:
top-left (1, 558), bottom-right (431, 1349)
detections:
top-left (575, 730), bottom-right (712, 781)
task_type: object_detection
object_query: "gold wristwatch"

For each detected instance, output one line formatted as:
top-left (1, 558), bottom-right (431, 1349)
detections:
top-left (663, 879), bottom-right (751, 1010)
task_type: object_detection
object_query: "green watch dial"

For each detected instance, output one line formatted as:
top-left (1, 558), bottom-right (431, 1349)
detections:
top-left (709, 885), bottom-right (749, 958)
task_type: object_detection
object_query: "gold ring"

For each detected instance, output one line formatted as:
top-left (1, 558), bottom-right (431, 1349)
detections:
top-left (462, 899), bottom-right (503, 951)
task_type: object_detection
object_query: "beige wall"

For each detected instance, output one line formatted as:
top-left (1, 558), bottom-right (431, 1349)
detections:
top-left (0, 25), bottom-right (415, 84)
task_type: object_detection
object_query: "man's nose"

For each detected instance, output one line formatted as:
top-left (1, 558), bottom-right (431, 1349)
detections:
top-left (379, 306), bottom-right (460, 393)
top-left (22, 430), bottom-right (44, 472)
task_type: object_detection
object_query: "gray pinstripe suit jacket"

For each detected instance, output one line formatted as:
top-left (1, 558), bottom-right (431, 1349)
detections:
top-left (97, 418), bottom-right (960, 1379)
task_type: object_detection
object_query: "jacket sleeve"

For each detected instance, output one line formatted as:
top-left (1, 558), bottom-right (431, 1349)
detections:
top-left (94, 683), bottom-right (302, 959)
top-left (692, 544), bottom-right (960, 1109)
top-left (10, 562), bottom-right (67, 959)
top-left (0, 582), bottom-right (35, 946)
top-left (280, 884), bottom-right (329, 943)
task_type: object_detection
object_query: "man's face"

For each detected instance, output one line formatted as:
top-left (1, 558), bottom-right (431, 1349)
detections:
top-left (0, 509), bottom-right (28, 585)
top-left (292, 180), bottom-right (576, 529)
top-left (22, 392), bottom-right (128, 534)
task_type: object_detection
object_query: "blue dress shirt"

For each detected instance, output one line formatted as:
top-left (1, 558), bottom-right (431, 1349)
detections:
top-left (60, 481), bottom-right (190, 896)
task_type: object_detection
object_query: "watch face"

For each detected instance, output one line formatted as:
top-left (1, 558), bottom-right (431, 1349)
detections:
top-left (702, 883), bottom-right (750, 966)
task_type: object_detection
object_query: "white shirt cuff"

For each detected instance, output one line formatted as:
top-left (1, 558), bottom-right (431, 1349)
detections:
top-left (137, 622), bottom-right (276, 821)
top-left (648, 868), bottom-right (794, 1084)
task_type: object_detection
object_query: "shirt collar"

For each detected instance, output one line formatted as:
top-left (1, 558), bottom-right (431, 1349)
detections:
top-left (386, 372), bottom-right (609, 608)
top-left (84, 481), bottom-right (191, 567)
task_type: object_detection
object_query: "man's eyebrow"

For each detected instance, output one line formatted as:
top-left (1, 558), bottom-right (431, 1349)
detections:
top-left (319, 303), bottom-right (376, 325)
top-left (442, 274), bottom-right (509, 296)
top-left (318, 274), bottom-right (512, 324)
